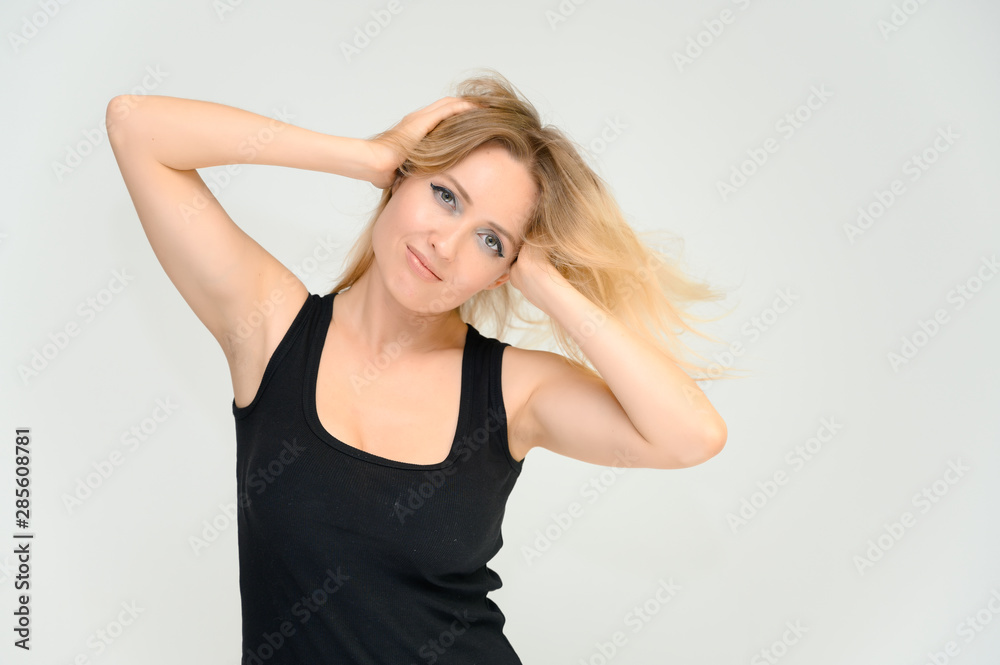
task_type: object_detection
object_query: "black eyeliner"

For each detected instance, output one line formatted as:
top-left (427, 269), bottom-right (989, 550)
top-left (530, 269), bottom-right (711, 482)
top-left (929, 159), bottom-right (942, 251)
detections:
top-left (430, 183), bottom-right (505, 258)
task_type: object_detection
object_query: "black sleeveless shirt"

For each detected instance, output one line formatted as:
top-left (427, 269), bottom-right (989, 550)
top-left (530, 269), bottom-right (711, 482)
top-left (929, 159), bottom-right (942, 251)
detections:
top-left (231, 291), bottom-right (525, 664)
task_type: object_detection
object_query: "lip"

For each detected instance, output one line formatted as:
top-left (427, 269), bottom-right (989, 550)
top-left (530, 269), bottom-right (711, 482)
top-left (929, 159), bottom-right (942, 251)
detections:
top-left (406, 245), bottom-right (441, 281)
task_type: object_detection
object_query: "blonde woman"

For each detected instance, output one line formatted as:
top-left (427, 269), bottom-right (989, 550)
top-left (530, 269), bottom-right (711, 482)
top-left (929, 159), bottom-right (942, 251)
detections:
top-left (107, 70), bottom-right (730, 664)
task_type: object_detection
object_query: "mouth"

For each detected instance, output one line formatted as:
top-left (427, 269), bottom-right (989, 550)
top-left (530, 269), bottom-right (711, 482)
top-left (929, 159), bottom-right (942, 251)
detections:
top-left (406, 245), bottom-right (441, 281)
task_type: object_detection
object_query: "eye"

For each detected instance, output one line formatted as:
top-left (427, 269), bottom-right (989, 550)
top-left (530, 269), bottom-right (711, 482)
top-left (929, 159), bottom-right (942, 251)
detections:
top-left (479, 232), bottom-right (504, 258)
top-left (430, 183), bottom-right (456, 209)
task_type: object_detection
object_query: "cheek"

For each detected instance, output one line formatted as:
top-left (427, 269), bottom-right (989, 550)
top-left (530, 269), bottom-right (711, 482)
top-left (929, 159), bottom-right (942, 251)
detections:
top-left (373, 203), bottom-right (407, 242)
top-left (462, 264), bottom-right (504, 292)
top-left (383, 197), bottom-right (432, 235)
top-left (371, 215), bottom-right (388, 249)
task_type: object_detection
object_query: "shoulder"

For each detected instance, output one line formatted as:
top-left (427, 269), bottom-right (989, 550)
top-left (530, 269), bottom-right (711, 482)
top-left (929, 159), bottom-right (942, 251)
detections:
top-left (228, 279), bottom-right (312, 408)
top-left (501, 344), bottom-right (584, 380)
top-left (498, 343), bottom-right (598, 461)
top-left (500, 343), bottom-right (600, 409)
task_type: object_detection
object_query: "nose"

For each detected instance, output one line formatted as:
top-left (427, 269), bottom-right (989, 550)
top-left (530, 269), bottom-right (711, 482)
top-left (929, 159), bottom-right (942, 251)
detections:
top-left (427, 221), bottom-right (461, 263)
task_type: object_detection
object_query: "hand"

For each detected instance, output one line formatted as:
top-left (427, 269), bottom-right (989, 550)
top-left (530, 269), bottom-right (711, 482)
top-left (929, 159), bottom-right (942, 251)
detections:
top-left (508, 242), bottom-right (571, 309)
top-left (365, 96), bottom-right (481, 189)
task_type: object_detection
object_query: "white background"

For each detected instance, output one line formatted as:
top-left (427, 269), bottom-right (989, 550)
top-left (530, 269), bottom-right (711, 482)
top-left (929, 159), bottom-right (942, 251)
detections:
top-left (2, 0), bottom-right (999, 663)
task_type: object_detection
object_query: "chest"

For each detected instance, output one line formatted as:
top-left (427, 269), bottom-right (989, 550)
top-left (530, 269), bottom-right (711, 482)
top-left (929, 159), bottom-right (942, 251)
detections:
top-left (314, 337), bottom-right (465, 466)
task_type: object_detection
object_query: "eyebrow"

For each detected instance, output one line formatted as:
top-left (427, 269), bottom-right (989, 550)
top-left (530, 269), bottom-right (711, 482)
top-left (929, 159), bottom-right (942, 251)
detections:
top-left (439, 173), bottom-right (519, 250)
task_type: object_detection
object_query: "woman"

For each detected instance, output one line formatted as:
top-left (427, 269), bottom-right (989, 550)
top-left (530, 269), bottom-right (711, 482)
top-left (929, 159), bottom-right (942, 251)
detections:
top-left (107, 70), bottom-right (730, 664)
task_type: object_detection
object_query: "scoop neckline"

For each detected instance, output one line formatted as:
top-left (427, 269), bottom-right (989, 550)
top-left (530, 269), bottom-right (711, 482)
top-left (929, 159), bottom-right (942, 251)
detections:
top-left (304, 291), bottom-right (474, 471)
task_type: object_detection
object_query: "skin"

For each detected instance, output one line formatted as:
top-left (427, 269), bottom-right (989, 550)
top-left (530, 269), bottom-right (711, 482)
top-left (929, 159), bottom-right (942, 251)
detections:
top-left (335, 153), bottom-right (725, 466)
top-left (306, 144), bottom-right (541, 463)
top-left (333, 143), bottom-right (538, 358)
top-left (107, 92), bottom-right (725, 470)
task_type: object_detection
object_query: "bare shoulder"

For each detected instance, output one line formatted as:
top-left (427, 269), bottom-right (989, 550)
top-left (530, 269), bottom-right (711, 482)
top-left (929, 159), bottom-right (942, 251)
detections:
top-left (500, 344), bottom-right (597, 462)
top-left (227, 272), bottom-right (310, 408)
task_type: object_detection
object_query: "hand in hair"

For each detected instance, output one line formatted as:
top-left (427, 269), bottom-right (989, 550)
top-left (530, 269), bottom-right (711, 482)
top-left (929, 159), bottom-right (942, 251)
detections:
top-left (365, 96), bottom-right (481, 189)
top-left (509, 242), bottom-right (569, 309)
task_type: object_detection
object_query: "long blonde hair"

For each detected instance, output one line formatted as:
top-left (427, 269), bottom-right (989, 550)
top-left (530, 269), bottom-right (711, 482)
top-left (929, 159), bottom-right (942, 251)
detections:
top-left (331, 69), bottom-right (742, 382)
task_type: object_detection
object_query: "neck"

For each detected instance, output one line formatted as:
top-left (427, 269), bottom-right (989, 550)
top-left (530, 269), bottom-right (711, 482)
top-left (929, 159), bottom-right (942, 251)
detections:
top-left (335, 264), bottom-right (467, 357)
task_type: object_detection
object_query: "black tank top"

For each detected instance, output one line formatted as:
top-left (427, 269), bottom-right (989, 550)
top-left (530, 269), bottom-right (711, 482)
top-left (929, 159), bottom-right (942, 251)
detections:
top-left (231, 290), bottom-right (525, 664)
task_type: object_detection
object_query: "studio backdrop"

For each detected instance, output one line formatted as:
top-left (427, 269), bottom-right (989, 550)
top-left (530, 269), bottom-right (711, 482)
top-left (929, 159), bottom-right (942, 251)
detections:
top-left (2, 1), bottom-right (998, 663)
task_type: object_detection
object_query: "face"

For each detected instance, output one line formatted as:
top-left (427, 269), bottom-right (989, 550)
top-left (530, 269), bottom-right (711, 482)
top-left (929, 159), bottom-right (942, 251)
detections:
top-left (371, 143), bottom-right (537, 313)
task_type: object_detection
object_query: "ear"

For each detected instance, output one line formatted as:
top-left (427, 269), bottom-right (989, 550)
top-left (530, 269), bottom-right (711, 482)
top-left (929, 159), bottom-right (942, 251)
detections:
top-left (485, 270), bottom-right (511, 290)
top-left (389, 171), bottom-right (403, 195)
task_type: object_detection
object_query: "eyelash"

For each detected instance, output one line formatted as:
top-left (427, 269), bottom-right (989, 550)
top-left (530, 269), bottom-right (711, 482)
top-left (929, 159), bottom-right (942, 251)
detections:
top-left (429, 183), bottom-right (505, 258)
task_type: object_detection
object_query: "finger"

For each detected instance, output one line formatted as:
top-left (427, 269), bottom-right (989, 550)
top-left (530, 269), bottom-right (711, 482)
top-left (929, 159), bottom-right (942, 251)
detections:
top-left (405, 100), bottom-right (480, 138)
top-left (422, 104), bottom-right (479, 129)
top-left (411, 96), bottom-right (464, 116)
top-left (417, 96), bottom-right (481, 119)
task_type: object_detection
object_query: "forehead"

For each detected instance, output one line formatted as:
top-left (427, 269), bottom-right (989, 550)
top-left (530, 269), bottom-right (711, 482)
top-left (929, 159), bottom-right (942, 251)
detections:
top-left (445, 145), bottom-right (537, 232)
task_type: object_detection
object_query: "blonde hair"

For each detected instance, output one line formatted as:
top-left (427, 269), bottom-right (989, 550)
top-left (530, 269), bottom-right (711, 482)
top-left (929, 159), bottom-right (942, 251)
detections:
top-left (331, 69), bottom-right (743, 382)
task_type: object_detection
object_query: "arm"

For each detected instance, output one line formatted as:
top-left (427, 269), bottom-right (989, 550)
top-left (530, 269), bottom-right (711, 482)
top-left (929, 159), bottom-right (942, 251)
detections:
top-left (106, 94), bottom-right (371, 405)
top-left (507, 246), bottom-right (727, 470)
top-left (106, 93), bottom-right (476, 406)
top-left (106, 95), bottom-right (384, 179)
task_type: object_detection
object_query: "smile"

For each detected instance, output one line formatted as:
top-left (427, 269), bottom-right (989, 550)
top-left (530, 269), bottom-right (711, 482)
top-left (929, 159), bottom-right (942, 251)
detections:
top-left (406, 246), bottom-right (441, 281)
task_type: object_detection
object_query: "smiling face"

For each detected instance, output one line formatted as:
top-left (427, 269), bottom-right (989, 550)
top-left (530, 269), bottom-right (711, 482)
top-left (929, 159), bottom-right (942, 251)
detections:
top-left (371, 142), bottom-right (538, 312)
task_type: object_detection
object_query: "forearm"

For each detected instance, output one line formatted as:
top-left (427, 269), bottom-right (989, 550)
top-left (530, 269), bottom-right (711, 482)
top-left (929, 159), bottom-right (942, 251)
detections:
top-left (106, 94), bottom-right (378, 181)
top-left (535, 273), bottom-right (727, 461)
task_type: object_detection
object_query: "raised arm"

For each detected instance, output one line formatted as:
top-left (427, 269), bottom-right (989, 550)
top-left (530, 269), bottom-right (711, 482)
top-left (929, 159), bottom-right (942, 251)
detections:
top-left (106, 93), bottom-right (479, 407)
top-left (105, 94), bottom-right (382, 406)
top-left (506, 244), bottom-right (728, 470)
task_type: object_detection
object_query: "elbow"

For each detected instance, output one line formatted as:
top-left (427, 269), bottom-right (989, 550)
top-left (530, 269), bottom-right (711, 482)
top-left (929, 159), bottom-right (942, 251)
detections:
top-left (105, 96), bottom-right (127, 146)
top-left (680, 421), bottom-right (727, 469)
top-left (105, 94), bottom-right (145, 146)
top-left (702, 420), bottom-right (727, 461)
top-left (653, 423), bottom-right (727, 470)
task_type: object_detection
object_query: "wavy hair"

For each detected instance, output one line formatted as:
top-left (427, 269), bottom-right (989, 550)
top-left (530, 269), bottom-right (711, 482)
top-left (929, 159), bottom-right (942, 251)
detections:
top-left (330, 69), bottom-right (743, 382)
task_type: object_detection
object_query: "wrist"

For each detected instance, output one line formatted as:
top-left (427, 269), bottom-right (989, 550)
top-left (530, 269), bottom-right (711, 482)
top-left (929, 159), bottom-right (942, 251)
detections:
top-left (524, 266), bottom-right (576, 314)
top-left (320, 135), bottom-right (384, 182)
